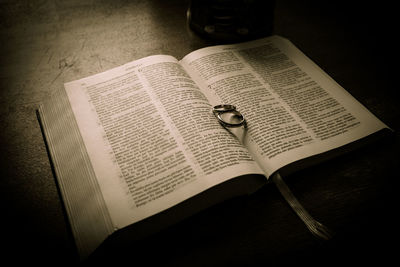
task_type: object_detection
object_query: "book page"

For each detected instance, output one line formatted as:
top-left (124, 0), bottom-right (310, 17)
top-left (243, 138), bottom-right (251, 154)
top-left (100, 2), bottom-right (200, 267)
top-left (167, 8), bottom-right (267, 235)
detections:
top-left (181, 36), bottom-right (388, 177)
top-left (38, 88), bottom-right (115, 259)
top-left (65, 55), bottom-right (263, 229)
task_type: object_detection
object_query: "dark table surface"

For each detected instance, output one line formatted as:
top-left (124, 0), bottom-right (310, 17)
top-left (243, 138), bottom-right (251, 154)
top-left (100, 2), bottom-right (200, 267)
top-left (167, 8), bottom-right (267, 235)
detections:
top-left (1, 0), bottom-right (399, 265)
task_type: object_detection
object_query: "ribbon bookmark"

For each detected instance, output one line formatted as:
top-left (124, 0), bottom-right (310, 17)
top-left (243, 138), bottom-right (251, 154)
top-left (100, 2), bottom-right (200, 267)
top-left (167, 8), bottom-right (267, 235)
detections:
top-left (272, 172), bottom-right (333, 240)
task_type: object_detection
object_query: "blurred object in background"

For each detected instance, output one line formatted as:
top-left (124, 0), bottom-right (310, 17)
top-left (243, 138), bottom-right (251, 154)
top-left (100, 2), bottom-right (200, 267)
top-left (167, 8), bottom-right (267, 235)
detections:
top-left (188, 0), bottom-right (275, 43)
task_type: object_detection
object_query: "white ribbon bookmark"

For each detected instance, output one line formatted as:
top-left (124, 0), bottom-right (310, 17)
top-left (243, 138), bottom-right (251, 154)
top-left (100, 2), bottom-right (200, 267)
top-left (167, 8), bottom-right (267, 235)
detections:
top-left (213, 105), bottom-right (333, 240)
top-left (272, 172), bottom-right (333, 240)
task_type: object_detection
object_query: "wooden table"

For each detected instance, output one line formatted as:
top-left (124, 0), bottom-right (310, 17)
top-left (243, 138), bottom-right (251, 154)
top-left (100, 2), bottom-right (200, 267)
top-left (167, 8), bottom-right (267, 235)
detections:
top-left (1, 0), bottom-right (398, 265)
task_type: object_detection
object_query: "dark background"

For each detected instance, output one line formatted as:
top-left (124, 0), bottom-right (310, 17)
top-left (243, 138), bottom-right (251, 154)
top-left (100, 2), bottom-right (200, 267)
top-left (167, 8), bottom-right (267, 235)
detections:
top-left (1, 0), bottom-right (399, 265)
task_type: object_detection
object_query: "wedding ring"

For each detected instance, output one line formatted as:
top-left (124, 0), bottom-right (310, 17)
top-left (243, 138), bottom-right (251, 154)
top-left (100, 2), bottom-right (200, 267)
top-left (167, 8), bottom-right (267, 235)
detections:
top-left (212, 104), bottom-right (237, 114)
top-left (213, 104), bottom-right (246, 128)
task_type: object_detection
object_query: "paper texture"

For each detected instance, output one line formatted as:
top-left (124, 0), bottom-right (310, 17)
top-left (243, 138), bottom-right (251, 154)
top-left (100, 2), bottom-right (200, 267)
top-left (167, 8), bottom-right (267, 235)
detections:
top-left (64, 55), bottom-right (263, 230)
top-left (181, 35), bottom-right (387, 176)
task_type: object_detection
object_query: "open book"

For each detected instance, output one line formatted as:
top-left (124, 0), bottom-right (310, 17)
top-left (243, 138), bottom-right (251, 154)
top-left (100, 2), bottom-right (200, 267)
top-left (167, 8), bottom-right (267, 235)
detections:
top-left (37, 35), bottom-right (389, 259)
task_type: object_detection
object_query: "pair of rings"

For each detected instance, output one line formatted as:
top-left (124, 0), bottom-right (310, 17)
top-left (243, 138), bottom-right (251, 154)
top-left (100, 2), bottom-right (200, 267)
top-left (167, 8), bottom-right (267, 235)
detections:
top-left (212, 104), bottom-right (246, 128)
